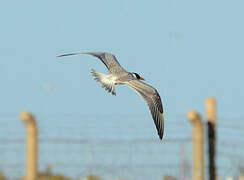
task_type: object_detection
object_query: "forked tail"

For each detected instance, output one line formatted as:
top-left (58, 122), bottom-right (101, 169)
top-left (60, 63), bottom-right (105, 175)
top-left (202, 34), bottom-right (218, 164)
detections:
top-left (90, 69), bottom-right (116, 95)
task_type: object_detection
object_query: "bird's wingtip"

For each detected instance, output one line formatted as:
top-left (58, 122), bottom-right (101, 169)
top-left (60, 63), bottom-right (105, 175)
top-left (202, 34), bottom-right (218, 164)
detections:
top-left (159, 113), bottom-right (164, 140)
top-left (159, 132), bottom-right (164, 140)
top-left (56, 53), bottom-right (79, 58)
top-left (56, 52), bottom-right (108, 58)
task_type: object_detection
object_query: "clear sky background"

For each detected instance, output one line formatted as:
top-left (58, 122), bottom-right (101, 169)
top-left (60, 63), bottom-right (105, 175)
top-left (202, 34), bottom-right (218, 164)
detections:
top-left (1, 0), bottom-right (244, 121)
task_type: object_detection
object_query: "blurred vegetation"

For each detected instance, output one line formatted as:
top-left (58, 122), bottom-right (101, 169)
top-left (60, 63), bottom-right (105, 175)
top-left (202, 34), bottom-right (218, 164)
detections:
top-left (0, 171), bottom-right (7, 180)
top-left (85, 174), bottom-right (103, 180)
top-left (162, 176), bottom-right (177, 180)
top-left (37, 173), bottom-right (71, 180)
top-left (37, 166), bottom-right (104, 180)
top-left (1, 167), bottom-right (105, 180)
top-left (37, 165), bottom-right (71, 180)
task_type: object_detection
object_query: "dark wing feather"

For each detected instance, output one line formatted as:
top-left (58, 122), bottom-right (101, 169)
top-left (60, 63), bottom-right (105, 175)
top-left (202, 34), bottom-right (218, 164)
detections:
top-left (126, 80), bottom-right (164, 140)
top-left (57, 52), bottom-right (125, 74)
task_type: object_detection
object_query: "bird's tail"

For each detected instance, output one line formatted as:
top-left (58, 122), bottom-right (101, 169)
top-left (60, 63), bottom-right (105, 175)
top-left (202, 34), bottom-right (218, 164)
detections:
top-left (90, 69), bottom-right (116, 95)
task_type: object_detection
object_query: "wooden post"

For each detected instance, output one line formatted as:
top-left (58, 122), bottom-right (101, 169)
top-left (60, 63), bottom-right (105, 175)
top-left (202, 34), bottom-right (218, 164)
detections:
top-left (206, 98), bottom-right (216, 180)
top-left (19, 112), bottom-right (38, 180)
top-left (187, 111), bottom-right (204, 180)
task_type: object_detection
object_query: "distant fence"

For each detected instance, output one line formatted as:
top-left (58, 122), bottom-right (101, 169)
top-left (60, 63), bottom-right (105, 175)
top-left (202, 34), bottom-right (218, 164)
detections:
top-left (0, 98), bottom-right (244, 180)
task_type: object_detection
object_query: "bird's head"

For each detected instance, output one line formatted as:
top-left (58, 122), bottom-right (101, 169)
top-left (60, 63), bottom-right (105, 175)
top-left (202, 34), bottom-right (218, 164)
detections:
top-left (132, 73), bottom-right (145, 81)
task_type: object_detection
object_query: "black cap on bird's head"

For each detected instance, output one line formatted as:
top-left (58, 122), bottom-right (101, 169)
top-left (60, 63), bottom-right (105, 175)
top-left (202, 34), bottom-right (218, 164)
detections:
top-left (132, 73), bottom-right (145, 80)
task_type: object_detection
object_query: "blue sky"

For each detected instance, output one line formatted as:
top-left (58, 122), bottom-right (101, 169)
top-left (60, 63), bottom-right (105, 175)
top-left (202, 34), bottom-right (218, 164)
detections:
top-left (1, 0), bottom-right (244, 120)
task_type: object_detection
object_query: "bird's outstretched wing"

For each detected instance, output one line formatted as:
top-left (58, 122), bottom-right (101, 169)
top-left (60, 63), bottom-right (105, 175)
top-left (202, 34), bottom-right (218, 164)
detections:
top-left (126, 80), bottom-right (164, 140)
top-left (57, 52), bottom-right (126, 74)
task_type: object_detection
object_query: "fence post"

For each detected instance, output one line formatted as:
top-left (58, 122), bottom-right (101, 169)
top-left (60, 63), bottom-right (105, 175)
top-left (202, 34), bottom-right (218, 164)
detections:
top-left (19, 112), bottom-right (38, 180)
top-left (187, 111), bottom-right (204, 180)
top-left (206, 98), bottom-right (216, 180)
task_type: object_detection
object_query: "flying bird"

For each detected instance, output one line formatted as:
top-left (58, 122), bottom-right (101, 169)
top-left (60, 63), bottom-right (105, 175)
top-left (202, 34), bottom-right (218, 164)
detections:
top-left (57, 52), bottom-right (164, 140)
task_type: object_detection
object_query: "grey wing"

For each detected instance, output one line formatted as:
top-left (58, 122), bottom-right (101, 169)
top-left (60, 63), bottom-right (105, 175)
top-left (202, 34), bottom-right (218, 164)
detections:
top-left (126, 80), bottom-right (164, 140)
top-left (57, 52), bottom-right (126, 74)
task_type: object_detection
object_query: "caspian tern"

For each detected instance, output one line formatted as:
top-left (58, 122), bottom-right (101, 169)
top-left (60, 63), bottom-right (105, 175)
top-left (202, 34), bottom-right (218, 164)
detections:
top-left (57, 52), bottom-right (164, 140)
